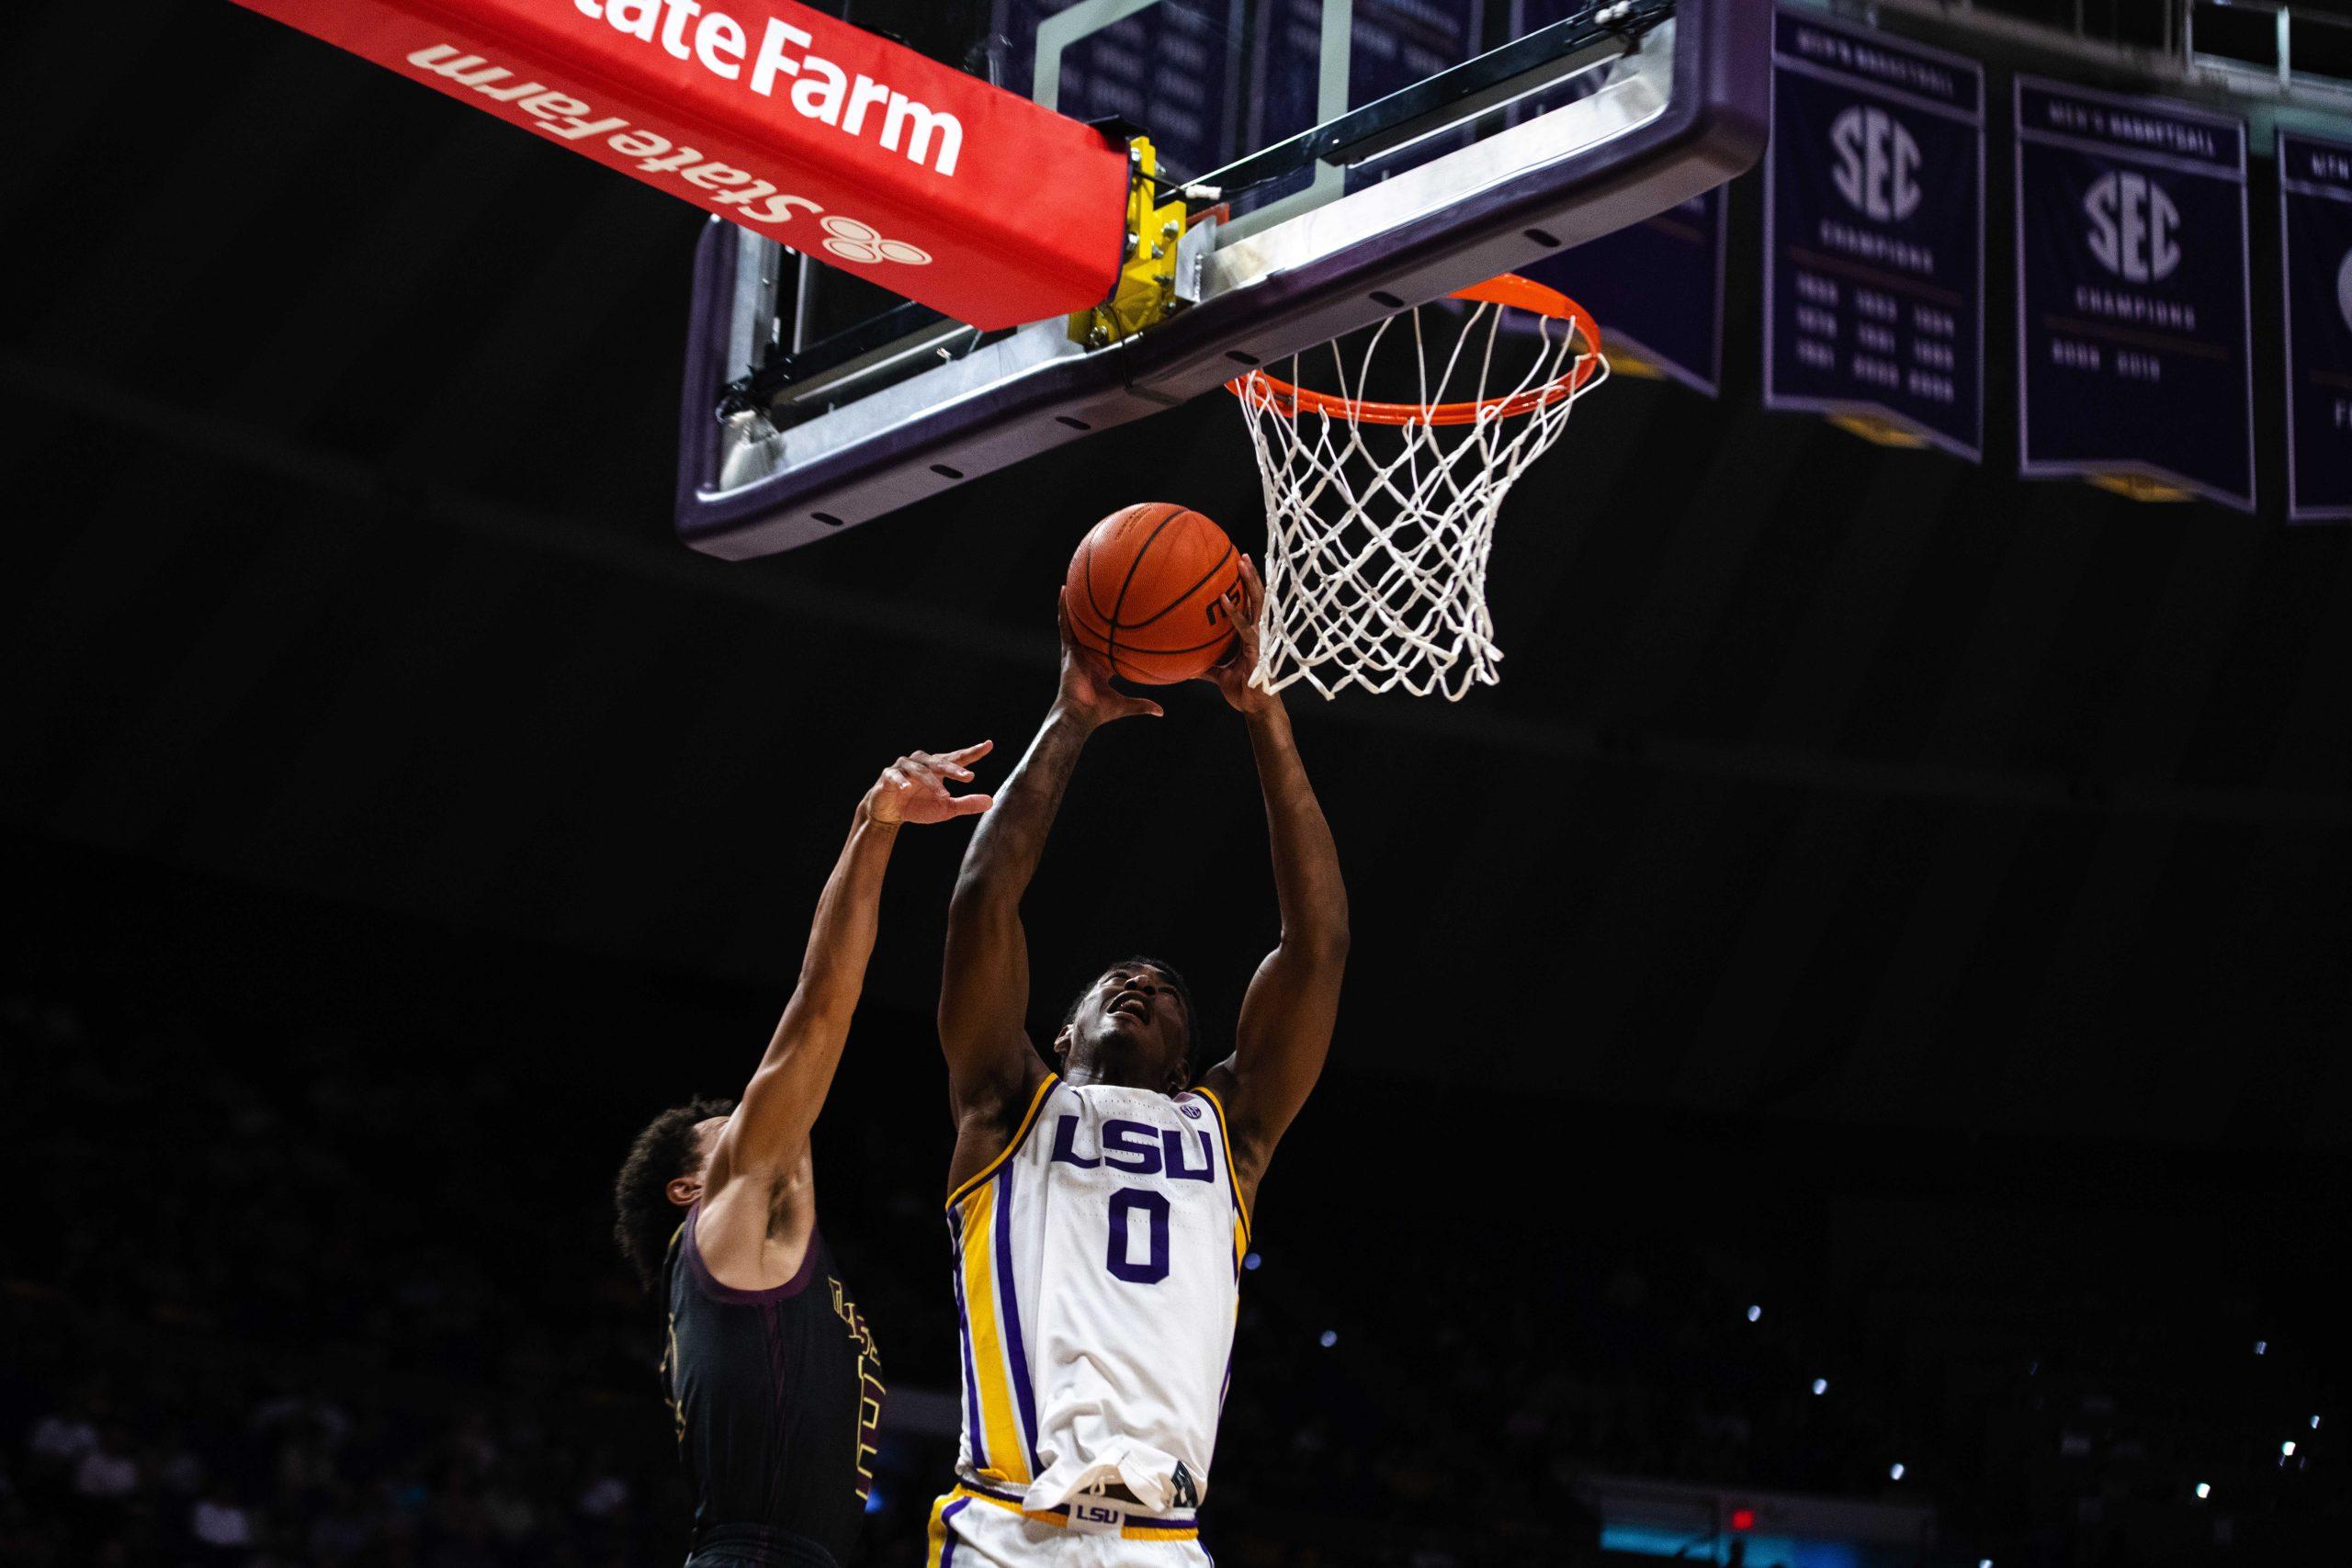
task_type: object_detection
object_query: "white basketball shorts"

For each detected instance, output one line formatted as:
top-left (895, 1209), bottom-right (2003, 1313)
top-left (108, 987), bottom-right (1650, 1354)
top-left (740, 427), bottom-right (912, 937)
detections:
top-left (925, 1482), bottom-right (1212, 1567)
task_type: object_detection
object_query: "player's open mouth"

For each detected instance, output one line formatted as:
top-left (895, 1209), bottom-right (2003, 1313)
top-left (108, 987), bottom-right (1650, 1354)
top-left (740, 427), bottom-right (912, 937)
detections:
top-left (1110, 995), bottom-right (1151, 1020)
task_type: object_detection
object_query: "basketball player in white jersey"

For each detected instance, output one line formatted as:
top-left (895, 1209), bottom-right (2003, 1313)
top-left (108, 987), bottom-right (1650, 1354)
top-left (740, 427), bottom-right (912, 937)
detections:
top-left (926, 556), bottom-right (1349, 1563)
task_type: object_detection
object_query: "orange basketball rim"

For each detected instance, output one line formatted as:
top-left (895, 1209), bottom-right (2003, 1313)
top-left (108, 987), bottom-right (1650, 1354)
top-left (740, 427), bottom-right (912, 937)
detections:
top-left (1227, 275), bottom-right (1602, 427)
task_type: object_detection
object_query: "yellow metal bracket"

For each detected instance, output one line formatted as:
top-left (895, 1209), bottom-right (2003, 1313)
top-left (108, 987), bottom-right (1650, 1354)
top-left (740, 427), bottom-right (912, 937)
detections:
top-left (1071, 137), bottom-right (1190, 349)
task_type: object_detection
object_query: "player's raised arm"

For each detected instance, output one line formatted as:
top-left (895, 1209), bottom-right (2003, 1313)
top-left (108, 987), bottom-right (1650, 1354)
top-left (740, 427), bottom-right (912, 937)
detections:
top-left (1196, 558), bottom-right (1349, 1200)
top-left (703, 746), bottom-right (994, 1200)
top-left (940, 598), bottom-right (1161, 1134)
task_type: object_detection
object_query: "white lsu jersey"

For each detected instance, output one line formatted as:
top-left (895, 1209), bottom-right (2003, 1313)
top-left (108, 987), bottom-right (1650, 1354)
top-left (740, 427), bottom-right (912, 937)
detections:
top-left (947, 1075), bottom-right (1250, 1517)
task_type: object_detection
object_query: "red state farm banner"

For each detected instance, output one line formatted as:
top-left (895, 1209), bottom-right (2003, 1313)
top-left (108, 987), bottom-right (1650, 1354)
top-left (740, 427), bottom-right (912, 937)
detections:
top-left (232, 0), bottom-right (1132, 331)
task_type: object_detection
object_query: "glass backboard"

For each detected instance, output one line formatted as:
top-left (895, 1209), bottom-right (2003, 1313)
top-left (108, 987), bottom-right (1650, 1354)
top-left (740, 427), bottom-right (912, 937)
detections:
top-left (678, 0), bottom-right (1767, 559)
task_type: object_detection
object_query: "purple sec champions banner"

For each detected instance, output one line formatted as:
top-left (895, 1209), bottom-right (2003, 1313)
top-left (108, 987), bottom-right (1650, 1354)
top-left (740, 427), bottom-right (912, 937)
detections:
top-left (2278, 131), bottom-right (2352, 522)
top-left (1764, 10), bottom-right (1984, 457)
top-left (2014, 79), bottom-right (2253, 510)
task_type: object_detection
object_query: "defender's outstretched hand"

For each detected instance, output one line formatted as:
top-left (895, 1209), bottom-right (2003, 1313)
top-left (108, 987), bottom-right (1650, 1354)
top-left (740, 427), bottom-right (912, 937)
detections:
top-left (1056, 591), bottom-right (1165, 728)
top-left (1197, 553), bottom-right (1276, 715)
top-left (869, 742), bottom-right (996, 825)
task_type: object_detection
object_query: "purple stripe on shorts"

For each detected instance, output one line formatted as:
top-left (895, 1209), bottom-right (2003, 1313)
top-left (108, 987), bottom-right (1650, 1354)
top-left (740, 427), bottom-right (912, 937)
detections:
top-left (992, 1161), bottom-right (1041, 1475)
top-left (938, 1497), bottom-right (967, 1568)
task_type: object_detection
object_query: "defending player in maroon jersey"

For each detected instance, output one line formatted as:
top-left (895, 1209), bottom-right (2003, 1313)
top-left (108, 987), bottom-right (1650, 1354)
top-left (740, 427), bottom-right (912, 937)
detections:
top-left (614, 744), bottom-right (993, 1568)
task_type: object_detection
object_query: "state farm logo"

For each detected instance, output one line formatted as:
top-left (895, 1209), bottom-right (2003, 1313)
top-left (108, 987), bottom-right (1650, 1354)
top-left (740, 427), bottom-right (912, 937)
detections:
top-left (820, 217), bottom-right (930, 265)
top-left (2085, 170), bottom-right (2181, 283)
top-left (407, 46), bottom-right (932, 269)
top-left (572, 0), bottom-right (964, 177)
top-left (1830, 105), bottom-right (1921, 223)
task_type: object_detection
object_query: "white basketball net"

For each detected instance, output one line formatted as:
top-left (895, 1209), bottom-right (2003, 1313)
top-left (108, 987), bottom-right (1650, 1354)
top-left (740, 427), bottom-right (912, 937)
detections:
top-left (1232, 292), bottom-right (1606, 700)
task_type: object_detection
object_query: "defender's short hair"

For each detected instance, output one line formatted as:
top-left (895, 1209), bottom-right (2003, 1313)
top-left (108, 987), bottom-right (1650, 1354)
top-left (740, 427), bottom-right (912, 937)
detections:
top-left (613, 1096), bottom-right (735, 1293)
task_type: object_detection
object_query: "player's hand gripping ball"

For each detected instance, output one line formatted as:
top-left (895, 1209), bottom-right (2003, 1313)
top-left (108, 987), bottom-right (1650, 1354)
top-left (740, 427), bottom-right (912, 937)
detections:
top-left (1193, 552), bottom-right (1273, 714)
top-left (1062, 503), bottom-right (1245, 684)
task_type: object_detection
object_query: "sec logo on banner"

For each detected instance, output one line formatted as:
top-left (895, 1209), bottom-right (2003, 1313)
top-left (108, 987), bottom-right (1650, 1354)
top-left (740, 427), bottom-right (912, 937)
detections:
top-left (2085, 171), bottom-right (2182, 284)
top-left (1830, 106), bottom-right (1922, 222)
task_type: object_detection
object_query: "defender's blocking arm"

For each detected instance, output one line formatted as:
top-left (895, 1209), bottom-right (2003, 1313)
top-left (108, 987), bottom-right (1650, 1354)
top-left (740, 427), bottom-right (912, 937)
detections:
top-left (940, 598), bottom-right (1161, 1147)
top-left (703, 745), bottom-right (994, 1199)
top-left (1197, 558), bottom-right (1350, 1199)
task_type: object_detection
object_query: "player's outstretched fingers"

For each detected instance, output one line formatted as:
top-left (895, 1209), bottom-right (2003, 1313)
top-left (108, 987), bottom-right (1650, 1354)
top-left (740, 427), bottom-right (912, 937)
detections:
top-left (908, 750), bottom-right (967, 783)
top-left (875, 745), bottom-right (999, 825)
top-left (935, 739), bottom-right (994, 779)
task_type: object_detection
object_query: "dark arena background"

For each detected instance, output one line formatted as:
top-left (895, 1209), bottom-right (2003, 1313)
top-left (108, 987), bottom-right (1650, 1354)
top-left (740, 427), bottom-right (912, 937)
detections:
top-left (4, 3), bottom-right (2349, 1567)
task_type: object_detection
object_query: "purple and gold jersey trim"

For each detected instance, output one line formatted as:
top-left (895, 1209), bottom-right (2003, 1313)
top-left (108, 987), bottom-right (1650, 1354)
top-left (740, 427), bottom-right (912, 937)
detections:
top-left (946, 1077), bottom-right (1057, 1488)
top-left (951, 1173), bottom-right (1037, 1485)
top-left (945, 1072), bottom-right (1058, 1210)
top-left (1187, 1085), bottom-right (1251, 1246)
top-left (1187, 1087), bottom-right (1249, 1416)
top-left (949, 1235), bottom-right (989, 1479)
top-left (992, 1156), bottom-right (1042, 1470)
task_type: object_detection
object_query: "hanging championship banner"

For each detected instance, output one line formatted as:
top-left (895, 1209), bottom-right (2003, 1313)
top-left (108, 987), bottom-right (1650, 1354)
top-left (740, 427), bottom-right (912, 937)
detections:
top-left (1520, 188), bottom-right (1724, 396)
top-left (2278, 130), bottom-right (2352, 522)
top-left (2015, 79), bottom-right (2253, 509)
top-left (1764, 9), bottom-right (1983, 457)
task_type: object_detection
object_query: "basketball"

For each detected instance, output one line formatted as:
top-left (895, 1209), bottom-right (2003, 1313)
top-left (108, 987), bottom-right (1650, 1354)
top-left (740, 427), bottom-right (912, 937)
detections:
top-left (1064, 502), bottom-right (1244, 684)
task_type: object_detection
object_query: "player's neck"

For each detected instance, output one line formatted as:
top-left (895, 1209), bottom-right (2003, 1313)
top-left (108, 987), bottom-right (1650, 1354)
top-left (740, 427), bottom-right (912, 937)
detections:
top-left (1059, 1055), bottom-right (1175, 1096)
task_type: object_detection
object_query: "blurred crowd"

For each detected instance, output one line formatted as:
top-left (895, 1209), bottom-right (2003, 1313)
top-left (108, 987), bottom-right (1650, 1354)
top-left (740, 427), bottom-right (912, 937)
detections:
top-left (2, 983), bottom-right (2339, 1567)
top-left (1, 985), bottom-right (695, 1568)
